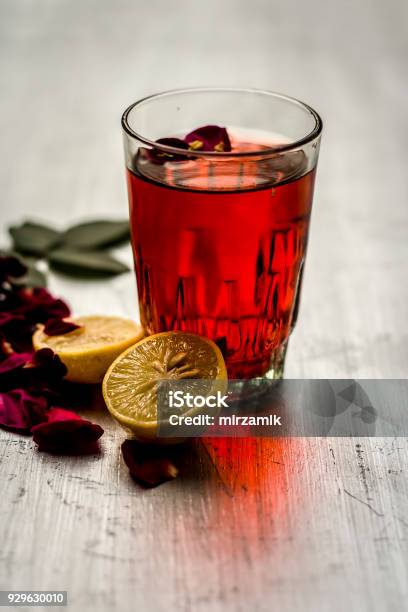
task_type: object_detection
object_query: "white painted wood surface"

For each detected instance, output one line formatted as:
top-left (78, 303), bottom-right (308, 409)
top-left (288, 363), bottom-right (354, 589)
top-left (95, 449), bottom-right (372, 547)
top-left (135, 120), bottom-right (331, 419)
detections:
top-left (1, 1), bottom-right (408, 610)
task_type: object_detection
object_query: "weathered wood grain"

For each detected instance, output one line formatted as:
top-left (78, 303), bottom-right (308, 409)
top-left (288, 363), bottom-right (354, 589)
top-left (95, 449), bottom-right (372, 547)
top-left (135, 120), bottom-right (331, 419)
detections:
top-left (0, 0), bottom-right (408, 610)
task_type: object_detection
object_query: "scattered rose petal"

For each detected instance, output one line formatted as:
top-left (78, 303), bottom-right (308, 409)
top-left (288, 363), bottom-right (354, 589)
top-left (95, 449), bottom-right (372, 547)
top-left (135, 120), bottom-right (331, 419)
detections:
top-left (0, 312), bottom-right (25, 330)
top-left (0, 312), bottom-right (31, 353)
top-left (121, 439), bottom-right (178, 487)
top-left (50, 380), bottom-right (93, 410)
top-left (0, 352), bottom-right (33, 376)
top-left (184, 125), bottom-right (231, 152)
top-left (0, 254), bottom-right (104, 455)
top-left (0, 261), bottom-right (71, 351)
top-left (32, 407), bottom-right (103, 454)
top-left (43, 318), bottom-right (81, 336)
top-left (0, 351), bottom-right (34, 392)
top-left (26, 348), bottom-right (67, 379)
top-left (0, 389), bottom-right (48, 433)
top-left (0, 333), bottom-right (13, 359)
top-left (17, 288), bottom-right (70, 323)
top-left (0, 256), bottom-right (27, 283)
top-left (22, 349), bottom-right (68, 400)
top-left (0, 348), bottom-right (67, 397)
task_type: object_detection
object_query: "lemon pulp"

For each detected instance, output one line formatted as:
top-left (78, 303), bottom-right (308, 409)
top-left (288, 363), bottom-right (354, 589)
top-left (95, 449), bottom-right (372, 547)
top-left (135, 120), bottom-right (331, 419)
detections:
top-left (102, 331), bottom-right (227, 440)
top-left (33, 315), bottom-right (144, 384)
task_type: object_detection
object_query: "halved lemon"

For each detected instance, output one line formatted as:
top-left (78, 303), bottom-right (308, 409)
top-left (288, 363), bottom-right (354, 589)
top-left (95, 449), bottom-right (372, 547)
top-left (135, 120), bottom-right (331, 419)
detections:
top-left (102, 331), bottom-right (227, 441)
top-left (33, 315), bottom-right (144, 384)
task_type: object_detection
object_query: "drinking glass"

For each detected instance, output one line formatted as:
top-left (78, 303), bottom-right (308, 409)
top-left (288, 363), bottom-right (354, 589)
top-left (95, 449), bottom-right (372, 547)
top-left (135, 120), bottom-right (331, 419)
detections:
top-left (122, 88), bottom-right (322, 379)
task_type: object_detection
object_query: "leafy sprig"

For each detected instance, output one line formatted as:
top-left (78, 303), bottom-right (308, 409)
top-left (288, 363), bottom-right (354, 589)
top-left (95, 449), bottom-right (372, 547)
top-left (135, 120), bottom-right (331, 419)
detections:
top-left (6, 219), bottom-right (131, 286)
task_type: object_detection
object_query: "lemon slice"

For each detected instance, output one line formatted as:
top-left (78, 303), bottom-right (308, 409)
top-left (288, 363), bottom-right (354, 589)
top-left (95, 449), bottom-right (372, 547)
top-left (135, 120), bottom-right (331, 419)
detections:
top-left (102, 331), bottom-right (227, 441)
top-left (33, 315), bottom-right (144, 384)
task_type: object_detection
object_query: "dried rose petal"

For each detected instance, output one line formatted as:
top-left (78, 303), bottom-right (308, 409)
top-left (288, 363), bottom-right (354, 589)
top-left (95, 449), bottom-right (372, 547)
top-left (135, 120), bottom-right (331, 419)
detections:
top-left (121, 439), bottom-right (178, 487)
top-left (156, 137), bottom-right (189, 149)
top-left (0, 256), bottom-right (27, 283)
top-left (0, 351), bottom-right (34, 392)
top-left (0, 389), bottom-right (48, 433)
top-left (25, 348), bottom-right (67, 384)
top-left (147, 137), bottom-right (190, 164)
top-left (0, 311), bottom-right (32, 353)
top-left (0, 352), bottom-right (32, 392)
top-left (28, 347), bottom-right (66, 373)
top-left (0, 348), bottom-right (67, 399)
top-left (0, 312), bottom-right (26, 331)
top-left (0, 333), bottom-right (13, 359)
top-left (0, 257), bottom-right (100, 448)
top-left (32, 407), bottom-right (103, 454)
top-left (42, 407), bottom-right (83, 423)
top-left (184, 125), bottom-right (231, 152)
top-left (17, 288), bottom-right (70, 323)
top-left (0, 352), bottom-right (32, 375)
top-left (0, 281), bottom-right (71, 352)
top-left (43, 318), bottom-right (81, 336)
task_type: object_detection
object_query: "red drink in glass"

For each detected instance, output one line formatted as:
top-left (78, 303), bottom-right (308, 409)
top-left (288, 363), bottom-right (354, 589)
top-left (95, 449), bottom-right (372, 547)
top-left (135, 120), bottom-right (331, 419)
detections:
top-left (122, 89), bottom-right (322, 379)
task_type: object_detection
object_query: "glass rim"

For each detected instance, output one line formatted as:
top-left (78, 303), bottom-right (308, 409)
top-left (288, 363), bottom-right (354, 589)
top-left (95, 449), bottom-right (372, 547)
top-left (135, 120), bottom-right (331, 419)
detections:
top-left (121, 87), bottom-right (323, 158)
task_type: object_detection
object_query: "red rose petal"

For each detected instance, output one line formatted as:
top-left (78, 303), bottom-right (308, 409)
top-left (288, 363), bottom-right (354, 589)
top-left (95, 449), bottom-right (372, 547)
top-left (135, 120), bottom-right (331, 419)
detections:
top-left (26, 348), bottom-right (68, 379)
top-left (0, 349), bottom-right (67, 398)
top-left (147, 137), bottom-right (190, 164)
top-left (43, 407), bottom-right (83, 423)
top-left (121, 440), bottom-right (178, 488)
top-left (0, 389), bottom-right (48, 433)
top-left (0, 312), bottom-right (26, 332)
top-left (184, 125), bottom-right (231, 152)
top-left (43, 318), bottom-right (81, 336)
top-left (31, 407), bottom-right (103, 454)
top-left (1, 256), bottom-right (104, 454)
top-left (0, 264), bottom-right (72, 351)
top-left (0, 312), bottom-right (34, 353)
top-left (0, 333), bottom-right (13, 359)
top-left (18, 288), bottom-right (70, 322)
top-left (0, 256), bottom-right (27, 283)
top-left (0, 352), bottom-right (33, 375)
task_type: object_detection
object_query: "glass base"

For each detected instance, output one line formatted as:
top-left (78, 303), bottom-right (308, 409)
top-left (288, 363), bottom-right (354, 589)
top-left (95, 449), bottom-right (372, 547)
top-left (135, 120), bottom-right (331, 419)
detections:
top-left (225, 339), bottom-right (289, 381)
top-left (264, 340), bottom-right (289, 380)
top-left (227, 340), bottom-right (289, 406)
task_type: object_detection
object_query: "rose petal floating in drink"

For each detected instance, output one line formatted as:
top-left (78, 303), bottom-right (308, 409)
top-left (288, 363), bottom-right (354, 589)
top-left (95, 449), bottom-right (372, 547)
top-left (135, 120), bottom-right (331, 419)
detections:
top-left (184, 125), bottom-right (231, 152)
top-left (147, 137), bottom-right (190, 164)
top-left (143, 126), bottom-right (232, 167)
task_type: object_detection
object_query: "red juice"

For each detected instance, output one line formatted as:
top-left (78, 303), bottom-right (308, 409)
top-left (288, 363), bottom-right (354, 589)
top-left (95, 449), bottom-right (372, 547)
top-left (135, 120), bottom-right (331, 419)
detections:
top-left (127, 136), bottom-right (316, 378)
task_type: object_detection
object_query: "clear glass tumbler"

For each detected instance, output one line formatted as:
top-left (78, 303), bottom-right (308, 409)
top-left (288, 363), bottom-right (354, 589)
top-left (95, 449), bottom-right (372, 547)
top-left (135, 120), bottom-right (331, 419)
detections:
top-left (122, 88), bottom-right (322, 379)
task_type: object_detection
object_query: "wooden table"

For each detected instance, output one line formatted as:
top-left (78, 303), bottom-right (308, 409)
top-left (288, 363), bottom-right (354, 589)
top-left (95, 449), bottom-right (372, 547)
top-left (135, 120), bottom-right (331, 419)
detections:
top-left (1, 1), bottom-right (407, 610)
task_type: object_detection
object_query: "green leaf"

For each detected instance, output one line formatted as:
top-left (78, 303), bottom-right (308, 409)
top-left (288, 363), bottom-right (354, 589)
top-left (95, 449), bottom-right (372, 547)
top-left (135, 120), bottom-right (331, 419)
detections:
top-left (62, 220), bottom-right (130, 250)
top-left (48, 247), bottom-right (129, 278)
top-left (9, 221), bottom-right (62, 256)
